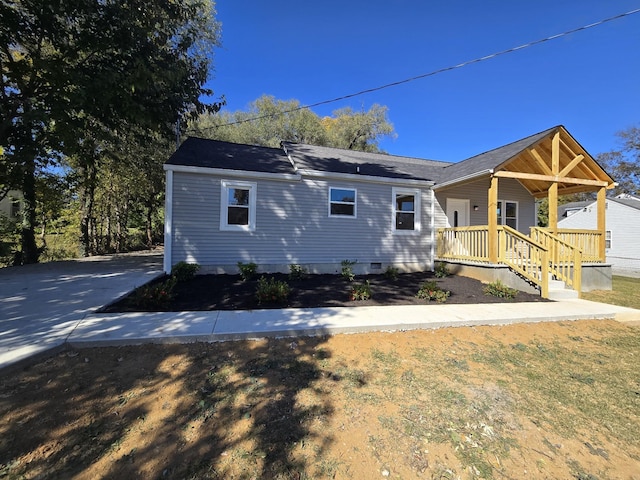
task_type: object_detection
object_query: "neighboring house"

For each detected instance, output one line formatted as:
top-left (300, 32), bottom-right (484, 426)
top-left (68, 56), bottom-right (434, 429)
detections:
top-left (0, 190), bottom-right (22, 220)
top-left (164, 125), bottom-right (615, 297)
top-left (558, 195), bottom-right (640, 275)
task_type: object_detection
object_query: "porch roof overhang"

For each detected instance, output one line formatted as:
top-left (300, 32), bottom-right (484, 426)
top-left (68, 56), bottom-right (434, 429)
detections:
top-left (433, 126), bottom-right (615, 197)
top-left (492, 126), bottom-right (615, 198)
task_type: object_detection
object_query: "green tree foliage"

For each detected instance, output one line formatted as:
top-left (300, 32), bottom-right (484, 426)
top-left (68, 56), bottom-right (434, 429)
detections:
top-left (190, 95), bottom-right (395, 152)
top-left (597, 125), bottom-right (640, 196)
top-left (1, 0), bottom-right (221, 263)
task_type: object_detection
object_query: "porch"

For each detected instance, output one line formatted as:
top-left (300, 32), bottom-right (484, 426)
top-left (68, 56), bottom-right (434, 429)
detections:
top-left (433, 126), bottom-right (615, 299)
top-left (436, 226), bottom-right (610, 298)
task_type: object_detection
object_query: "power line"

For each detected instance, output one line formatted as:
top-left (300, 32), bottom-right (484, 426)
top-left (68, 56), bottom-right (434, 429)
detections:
top-left (188, 8), bottom-right (640, 135)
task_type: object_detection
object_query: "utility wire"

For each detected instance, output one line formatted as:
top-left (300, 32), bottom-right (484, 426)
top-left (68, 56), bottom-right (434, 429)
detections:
top-left (188, 8), bottom-right (640, 135)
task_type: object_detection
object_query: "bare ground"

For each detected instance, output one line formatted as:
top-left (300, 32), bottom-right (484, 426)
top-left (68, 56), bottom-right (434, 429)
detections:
top-left (1, 319), bottom-right (639, 479)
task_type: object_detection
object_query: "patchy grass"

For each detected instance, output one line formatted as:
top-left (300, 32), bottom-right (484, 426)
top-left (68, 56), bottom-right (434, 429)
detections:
top-left (583, 275), bottom-right (640, 309)
top-left (0, 321), bottom-right (639, 479)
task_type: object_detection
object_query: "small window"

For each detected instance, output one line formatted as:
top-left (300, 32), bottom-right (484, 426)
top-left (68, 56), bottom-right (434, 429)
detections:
top-left (10, 198), bottom-right (20, 218)
top-left (220, 180), bottom-right (256, 232)
top-left (605, 230), bottom-right (612, 249)
top-left (329, 187), bottom-right (356, 217)
top-left (393, 188), bottom-right (420, 233)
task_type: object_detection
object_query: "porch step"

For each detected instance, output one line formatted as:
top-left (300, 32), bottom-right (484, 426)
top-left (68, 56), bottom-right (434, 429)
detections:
top-left (547, 279), bottom-right (579, 300)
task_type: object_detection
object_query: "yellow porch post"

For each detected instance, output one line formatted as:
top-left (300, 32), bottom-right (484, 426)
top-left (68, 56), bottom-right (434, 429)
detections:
top-left (597, 187), bottom-right (606, 261)
top-left (488, 176), bottom-right (498, 263)
top-left (548, 131), bottom-right (560, 234)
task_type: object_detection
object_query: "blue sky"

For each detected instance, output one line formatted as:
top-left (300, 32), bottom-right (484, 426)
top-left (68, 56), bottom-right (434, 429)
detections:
top-left (205, 1), bottom-right (640, 162)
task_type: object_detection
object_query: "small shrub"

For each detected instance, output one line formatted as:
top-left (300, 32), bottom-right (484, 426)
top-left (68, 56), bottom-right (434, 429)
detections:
top-left (289, 264), bottom-right (308, 280)
top-left (341, 259), bottom-right (357, 282)
top-left (383, 266), bottom-right (399, 280)
top-left (416, 280), bottom-right (450, 303)
top-left (434, 262), bottom-right (450, 278)
top-left (238, 261), bottom-right (257, 281)
top-left (256, 276), bottom-right (290, 304)
top-left (350, 280), bottom-right (372, 301)
top-left (483, 280), bottom-right (518, 299)
top-left (134, 276), bottom-right (177, 308)
top-left (171, 261), bottom-right (200, 282)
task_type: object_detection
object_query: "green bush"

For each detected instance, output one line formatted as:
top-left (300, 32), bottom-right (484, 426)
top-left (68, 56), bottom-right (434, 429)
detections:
top-left (289, 264), bottom-right (308, 280)
top-left (383, 265), bottom-right (399, 280)
top-left (483, 280), bottom-right (518, 299)
top-left (434, 262), bottom-right (450, 278)
top-left (238, 261), bottom-right (257, 281)
top-left (171, 261), bottom-right (200, 282)
top-left (416, 280), bottom-right (450, 303)
top-left (350, 280), bottom-right (372, 301)
top-left (134, 276), bottom-right (177, 308)
top-left (256, 276), bottom-right (290, 304)
top-left (341, 259), bottom-right (357, 282)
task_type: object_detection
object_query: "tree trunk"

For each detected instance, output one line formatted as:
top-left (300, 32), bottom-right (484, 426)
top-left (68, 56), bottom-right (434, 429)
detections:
top-left (146, 200), bottom-right (153, 248)
top-left (78, 161), bottom-right (97, 257)
top-left (20, 156), bottom-right (39, 264)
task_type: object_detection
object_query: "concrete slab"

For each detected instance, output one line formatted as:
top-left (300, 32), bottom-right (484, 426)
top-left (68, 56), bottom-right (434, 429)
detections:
top-left (0, 251), bottom-right (162, 369)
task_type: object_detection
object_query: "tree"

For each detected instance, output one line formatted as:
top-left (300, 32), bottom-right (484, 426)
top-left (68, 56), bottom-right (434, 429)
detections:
top-left (190, 95), bottom-right (395, 152)
top-left (1, 0), bottom-right (221, 263)
top-left (597, 125), bottom-right (640, 196)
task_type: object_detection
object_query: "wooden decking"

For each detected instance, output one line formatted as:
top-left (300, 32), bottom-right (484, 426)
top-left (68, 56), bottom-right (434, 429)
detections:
top-left (437, 226), bottom-right (604, 298)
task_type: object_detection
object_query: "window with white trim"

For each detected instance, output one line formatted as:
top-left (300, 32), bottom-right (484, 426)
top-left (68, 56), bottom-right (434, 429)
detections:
top-left (605, 230), bottom-right (612, 249)
top-left (393, 188), bottom-right (420, 233)
top-left (220, 180), bottom-right (256, 231)
top-left (497, 200), bottom-right (518, 229)
top-left (329, 187), bottom-right (356, 217)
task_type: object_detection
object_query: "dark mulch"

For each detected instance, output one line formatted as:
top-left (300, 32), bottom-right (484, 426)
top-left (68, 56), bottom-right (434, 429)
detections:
top-left (102, 271), bottom-right (549, 313)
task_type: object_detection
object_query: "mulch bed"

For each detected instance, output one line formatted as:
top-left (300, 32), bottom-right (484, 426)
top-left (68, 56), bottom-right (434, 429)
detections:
top-left (102, 271), bottom-right (549, 313)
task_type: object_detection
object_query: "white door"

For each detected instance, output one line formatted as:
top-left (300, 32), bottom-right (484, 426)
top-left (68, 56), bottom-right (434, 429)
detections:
top-left (446, 198), bottom-right (470, 228)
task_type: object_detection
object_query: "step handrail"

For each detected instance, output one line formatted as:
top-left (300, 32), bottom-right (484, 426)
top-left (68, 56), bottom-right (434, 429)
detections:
top-left (498, 226), bottom-right (549, 298)
top-left (530, 227), bottom-right (582, 294)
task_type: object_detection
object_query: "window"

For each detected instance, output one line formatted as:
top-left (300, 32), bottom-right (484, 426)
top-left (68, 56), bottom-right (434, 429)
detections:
top-left (393, 188), bottom-right (420, 233)
top-left (220, 180), bottom-right (256, 231)
top-left (329, 187), bottom-right (356, 217)
top-left (497, 200), bottom-right (518, 229)
top-left (605, 230), bottom-right (612, 249)
top-left (10, 198), bottom-right (20, 218)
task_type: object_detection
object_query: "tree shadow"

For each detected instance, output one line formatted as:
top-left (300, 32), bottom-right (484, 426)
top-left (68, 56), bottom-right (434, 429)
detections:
top-left (0, 335), bottom-right (345, 479)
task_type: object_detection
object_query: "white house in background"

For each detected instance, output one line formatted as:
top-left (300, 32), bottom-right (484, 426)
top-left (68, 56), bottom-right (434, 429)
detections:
top-left (558, 195), bottom-right (640, 274)
top-left (0, 190), bottom-right (22, 220)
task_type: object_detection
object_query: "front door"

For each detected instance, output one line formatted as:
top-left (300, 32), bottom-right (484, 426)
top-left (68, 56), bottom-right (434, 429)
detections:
top-left (446, 198), bottom-right (470, 228)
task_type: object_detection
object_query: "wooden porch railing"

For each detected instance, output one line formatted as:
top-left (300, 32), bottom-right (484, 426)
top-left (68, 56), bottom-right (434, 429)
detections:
top-left (437, 226), bottom-right (590, 298)
top-left (533, 228), bottom-right (603, 262)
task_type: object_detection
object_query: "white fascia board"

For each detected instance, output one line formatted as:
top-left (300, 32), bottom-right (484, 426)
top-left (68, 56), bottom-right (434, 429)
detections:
top-left (297, 168), bottom-right (434, 187)
top-left (433, 169), bottom-right (493, 191)
top-left (164, 164), bottom-right (301, 182)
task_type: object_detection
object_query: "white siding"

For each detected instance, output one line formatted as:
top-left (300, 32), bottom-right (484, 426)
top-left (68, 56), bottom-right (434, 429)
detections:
top-left (558, 200), bottom-right (640, 272)
top-left (170, 172), bottom-right (434, 272)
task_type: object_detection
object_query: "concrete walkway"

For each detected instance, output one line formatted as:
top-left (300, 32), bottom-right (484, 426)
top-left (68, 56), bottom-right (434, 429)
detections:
top-left (1, 252), bottom-right (639, 372)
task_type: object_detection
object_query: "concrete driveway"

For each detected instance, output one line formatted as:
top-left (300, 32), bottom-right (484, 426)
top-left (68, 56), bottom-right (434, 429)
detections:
top-left (0, 251), bottom-right (163, 370)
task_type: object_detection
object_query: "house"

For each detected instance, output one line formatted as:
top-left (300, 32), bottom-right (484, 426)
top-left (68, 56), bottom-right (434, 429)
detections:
top-left (164, 125), bottom-right (615, 297)
top-left (558, 195), bottom-right (640, 275)
top-left (0, 190), bottom-right (22, 220)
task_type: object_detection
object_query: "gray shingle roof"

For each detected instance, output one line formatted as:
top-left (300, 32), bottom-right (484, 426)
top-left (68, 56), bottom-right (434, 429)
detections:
top-left (282, 142), bottom-right (450, 182)
top-left (437, 127), bottom-right (557, 184)
top-left (166, 137), bottom-right (295, 175)
top-left (167, 127), bottom-right (566, 186)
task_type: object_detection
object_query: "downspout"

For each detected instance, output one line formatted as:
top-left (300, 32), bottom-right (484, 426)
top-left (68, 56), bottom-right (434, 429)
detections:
top-left (163, 169), bottom-right (174, 274)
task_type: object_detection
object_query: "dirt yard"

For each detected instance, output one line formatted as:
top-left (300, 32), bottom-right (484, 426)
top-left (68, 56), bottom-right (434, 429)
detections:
top-left (1, 319), bottom-right (638, 479)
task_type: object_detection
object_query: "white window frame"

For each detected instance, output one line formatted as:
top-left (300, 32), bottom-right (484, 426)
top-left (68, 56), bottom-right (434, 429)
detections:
top-left (328, 186), bottom-right (357, 218)
top-left (497, 199), bottom-right (518, 230)
top-left (392, 187), bottom-right (421, 235)
top-left (605, 230), bottom-right (612, 249)
top-left (220, 180), bottom-right (257, 232)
